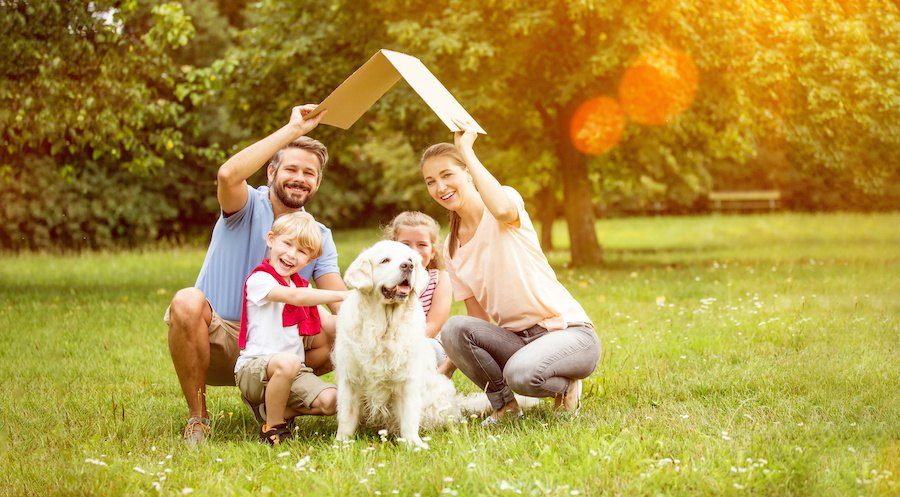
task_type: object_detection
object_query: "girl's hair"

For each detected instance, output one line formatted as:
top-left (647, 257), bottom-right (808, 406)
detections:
top-left (383, 211), bottom-right (443, 270)
top-left (420, 143), bottom-right (467, 259)
top-left (270, 211), bottom-right (322, 260)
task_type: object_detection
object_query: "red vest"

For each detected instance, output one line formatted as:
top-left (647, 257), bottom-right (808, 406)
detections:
top-left (238, 259), bottom-right (321, 349)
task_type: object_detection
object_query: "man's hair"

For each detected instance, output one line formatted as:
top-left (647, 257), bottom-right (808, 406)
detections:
top-left (270, 211), bottom-right (323, 260)
top-left (269, 136), bottom-right (329, 174)
top-left (383, 211), bottom-right (444, 270)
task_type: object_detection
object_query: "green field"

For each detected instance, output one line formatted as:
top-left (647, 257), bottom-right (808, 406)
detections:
top-left (1, 212), bottom-right (898, 496)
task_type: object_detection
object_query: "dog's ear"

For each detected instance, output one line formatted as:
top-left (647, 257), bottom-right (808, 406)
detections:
top-left (411, 252), bottom-right (429, 297)
top-left (344, 252), bottom-right (375, 292)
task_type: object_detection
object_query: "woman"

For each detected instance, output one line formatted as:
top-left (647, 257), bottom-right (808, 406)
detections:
top-left (421, 119), bottom-right (602, 424)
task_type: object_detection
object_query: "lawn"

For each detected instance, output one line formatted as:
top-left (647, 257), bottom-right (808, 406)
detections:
top-left (1, 212), bottom-right (897, 496)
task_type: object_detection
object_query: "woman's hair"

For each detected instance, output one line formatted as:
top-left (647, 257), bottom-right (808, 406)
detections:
top-left (420, 143), bottom-right (467, 259)
top-left (270, 211), bottom-right (322, 260)
top-left (383, 211), bottom-right (443, 270)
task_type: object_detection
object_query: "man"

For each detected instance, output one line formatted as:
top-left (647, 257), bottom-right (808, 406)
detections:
top-left (166, 104), bottom-right (346, 443)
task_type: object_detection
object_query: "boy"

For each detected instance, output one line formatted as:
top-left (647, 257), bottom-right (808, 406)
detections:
top-left (235, 211), bottom-right (348, 445)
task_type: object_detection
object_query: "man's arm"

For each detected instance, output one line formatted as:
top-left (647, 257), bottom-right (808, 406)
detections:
top-left (217, 105), bottom-right (326, 215)
top-left (313, 272), bottom-right (347, 314)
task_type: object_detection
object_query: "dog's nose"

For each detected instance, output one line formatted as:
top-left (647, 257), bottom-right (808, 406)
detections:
top-left (400, 261), bottom-right (413, 272)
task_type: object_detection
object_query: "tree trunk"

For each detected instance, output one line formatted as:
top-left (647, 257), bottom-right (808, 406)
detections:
top-left (554, 105), bottom-right (603, 266)
top-left (535, 186), bottom-right (556, 251)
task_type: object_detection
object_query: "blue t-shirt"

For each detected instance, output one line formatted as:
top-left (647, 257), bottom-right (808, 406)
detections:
top-left (194, 185), bottom-right (339, 322)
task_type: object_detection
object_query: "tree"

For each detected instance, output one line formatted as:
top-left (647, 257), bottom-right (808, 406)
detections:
top-left (0, 1), bottom-right (204, 174)
top-left (0, 0), bottom-right (229, 249)
top-left (380, 0), bottom-right (900, 261)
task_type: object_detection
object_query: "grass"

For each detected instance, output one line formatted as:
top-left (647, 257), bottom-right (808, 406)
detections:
top-left (1, 212), bottom-right (898, 496)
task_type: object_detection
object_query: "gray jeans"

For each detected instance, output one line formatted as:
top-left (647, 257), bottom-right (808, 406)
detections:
top-left (441, 316), bottom-right (602, 411)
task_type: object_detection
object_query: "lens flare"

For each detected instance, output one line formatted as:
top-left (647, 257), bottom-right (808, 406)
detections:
top-left (619, 48), bottom-right (698, 126)
top-left (569, 96), bottom-right (626, 155)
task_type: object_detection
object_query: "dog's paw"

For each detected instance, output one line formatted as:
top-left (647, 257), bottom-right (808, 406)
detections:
top-left (334, 433), bottom-right (354, 445)
top-left (397, 436), bottom-right (429, 450)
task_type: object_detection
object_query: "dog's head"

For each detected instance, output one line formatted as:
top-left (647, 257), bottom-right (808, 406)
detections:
top-left (343, 240), bottom-right (429, 304)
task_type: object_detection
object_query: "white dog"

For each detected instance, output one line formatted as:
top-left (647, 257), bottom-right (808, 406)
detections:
top-left (334, 241), bottom-right (461, 449)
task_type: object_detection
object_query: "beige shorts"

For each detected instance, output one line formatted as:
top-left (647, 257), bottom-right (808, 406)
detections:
top-left (235, 355), bottom-right (335, 411)
top-left (164, 304), bottom-right (316, 386)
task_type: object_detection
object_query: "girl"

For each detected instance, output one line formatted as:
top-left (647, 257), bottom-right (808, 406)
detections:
top-left (384, 211), bottom-right (455, 377)
top-left (420, 118), bottom-right (601, 424)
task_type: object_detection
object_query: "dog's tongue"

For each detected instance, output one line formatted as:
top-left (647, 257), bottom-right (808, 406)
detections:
top-left (395, 280), bottom-right (411, 297)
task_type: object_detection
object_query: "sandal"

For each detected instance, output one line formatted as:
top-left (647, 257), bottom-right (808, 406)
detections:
top-left (182, 417), bottom-right (210, 444)
top-left (259, 423), bottom-right (292, 445)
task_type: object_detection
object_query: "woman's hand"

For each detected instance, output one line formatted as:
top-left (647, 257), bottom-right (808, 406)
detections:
top-left (452, 117), bottom-right (478, 152)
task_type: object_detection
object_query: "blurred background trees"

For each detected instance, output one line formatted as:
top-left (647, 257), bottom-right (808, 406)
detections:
top-left (2, 0), bottom-right (898, 263)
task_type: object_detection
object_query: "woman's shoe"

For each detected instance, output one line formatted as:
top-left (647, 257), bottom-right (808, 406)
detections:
top-left (555, 379), bottom-right (582, 415)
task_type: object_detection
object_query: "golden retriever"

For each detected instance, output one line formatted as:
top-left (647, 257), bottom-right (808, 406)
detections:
top-left (334, 241), bottom-right (461, 449)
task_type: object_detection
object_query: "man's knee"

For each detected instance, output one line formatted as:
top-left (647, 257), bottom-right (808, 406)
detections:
top-left (168, 288), bottom-right (209, 333)
top-left (315, 387), bottom-right (337, 416)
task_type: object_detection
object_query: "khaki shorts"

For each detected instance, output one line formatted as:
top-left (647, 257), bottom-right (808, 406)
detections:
top-left (164, 304), bottom-right (316, 386)
top-left (235, 355), bottom-right (335, 411)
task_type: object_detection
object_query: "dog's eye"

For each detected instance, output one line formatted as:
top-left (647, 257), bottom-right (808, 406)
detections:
top-left (380, 257), bottom-right (390, 264)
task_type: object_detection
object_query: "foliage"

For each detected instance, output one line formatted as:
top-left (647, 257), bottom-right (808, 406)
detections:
top-left (0, 156), bottom-right (218, 250)
top-left (212, 0), bottom-right (899, 263)
top-left (2, 0), bottom-right (898, 254)
top-left (726, 0), bottom-right (900, 209)
top-left (0, 0), bottom-right (232, 250)
top-left (0, 0), bottom-right (198, 172)
top-left (1, 213), bottom-right (898, 495)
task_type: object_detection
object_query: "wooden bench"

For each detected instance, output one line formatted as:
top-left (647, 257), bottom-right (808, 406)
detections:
top-left (708, 190), bottom-right (781, 212)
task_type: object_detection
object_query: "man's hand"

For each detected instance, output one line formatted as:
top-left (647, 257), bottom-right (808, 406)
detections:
top-left (290, 104), bottom-right (327, 137)
top-left (217, 103), bottom-right (327, 215)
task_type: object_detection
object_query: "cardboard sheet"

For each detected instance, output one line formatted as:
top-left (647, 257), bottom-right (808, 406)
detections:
top-left (304, 49), bottom-right (486, 134)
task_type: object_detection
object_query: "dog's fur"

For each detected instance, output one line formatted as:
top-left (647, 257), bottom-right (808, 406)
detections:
top-left (334, 241), bottom-right (462, 449)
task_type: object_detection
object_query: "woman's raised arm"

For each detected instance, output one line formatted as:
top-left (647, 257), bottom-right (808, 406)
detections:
top-left (452, 118), bottom-right (519, 226)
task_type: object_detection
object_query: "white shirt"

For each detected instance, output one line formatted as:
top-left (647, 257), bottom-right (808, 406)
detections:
top-left (234, 271), bottom-right (305, 373)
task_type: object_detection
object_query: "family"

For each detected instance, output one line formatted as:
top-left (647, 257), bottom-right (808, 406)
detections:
top-left (165, 104), bottom-right (602, 445)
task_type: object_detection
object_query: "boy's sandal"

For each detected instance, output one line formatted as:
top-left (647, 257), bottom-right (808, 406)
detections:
top-left (259, 423), bottom-right (292, 446)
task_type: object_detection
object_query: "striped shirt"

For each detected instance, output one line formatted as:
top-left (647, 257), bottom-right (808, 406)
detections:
top-left (419, 269), bottom-right (439, 315)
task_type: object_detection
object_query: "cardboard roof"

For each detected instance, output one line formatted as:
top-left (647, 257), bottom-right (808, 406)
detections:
top-left (303, 49), bottom-right (486, 134)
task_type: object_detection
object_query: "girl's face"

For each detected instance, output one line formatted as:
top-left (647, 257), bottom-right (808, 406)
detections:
top-left (421, 156), bottom-right (470, 212)
top-left (395, 226), bottom-right (434, 268)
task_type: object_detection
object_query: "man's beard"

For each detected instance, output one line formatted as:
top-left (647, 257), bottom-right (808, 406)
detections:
top-left (272, 180), bottom-right (315, 209)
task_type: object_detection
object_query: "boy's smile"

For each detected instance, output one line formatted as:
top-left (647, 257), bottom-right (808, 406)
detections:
top-left (267, 232), bottom-right (312, 278)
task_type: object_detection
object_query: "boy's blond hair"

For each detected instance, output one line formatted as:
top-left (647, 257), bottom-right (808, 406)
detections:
top-left (383, 211), bottom-right (443, 270)
top-left (271, 211), bottom-right (322, 260)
